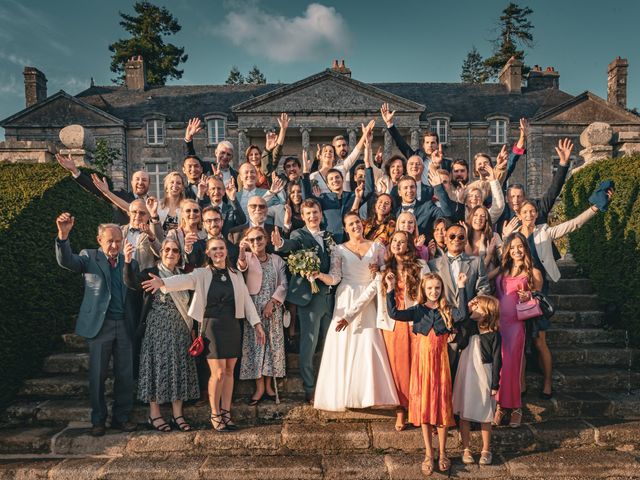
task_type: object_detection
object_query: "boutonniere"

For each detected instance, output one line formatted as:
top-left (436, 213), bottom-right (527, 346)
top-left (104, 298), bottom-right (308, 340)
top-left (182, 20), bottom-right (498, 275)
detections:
top-left (322, 231), bottom-right (336, 254)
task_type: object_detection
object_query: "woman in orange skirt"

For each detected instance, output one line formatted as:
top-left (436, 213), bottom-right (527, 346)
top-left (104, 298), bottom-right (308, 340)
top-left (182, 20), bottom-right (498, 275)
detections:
top-left (385, 271), bottom-right (468, 475)
top-left (378, 231), bottom-right (428, 430)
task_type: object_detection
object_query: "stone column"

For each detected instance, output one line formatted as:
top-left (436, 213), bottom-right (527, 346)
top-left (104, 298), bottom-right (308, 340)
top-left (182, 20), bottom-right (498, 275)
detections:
top-left (525, 125), bottom-right (543, 198)
top-left (616, 131), bottom-right (640, 157)
top-left (579, 122), bottom-right (614, 166)
top-left (384, 130), bottom-right (393, 162)
top-left (410, 127), bottom-right (421, 151)
top-left (300, 127), bottom-right (311, 160)
top-left (237, 129), bottom-right (248, 166)
top-left (59, 125), bottom-right (95, 168)
top-left (347, 128), bottom-right (358, 150)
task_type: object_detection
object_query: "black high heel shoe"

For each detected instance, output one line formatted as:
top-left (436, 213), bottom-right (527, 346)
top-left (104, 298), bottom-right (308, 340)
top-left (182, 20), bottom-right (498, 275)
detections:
top-left (210, 413), bottom-right (229, 432)
top-left (220, 409), bottom-right (238, 431)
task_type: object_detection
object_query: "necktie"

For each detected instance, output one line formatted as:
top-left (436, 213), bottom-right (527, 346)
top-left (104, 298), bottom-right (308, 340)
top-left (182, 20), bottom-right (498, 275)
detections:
top-left (108, 257), bottom-right (117, 268)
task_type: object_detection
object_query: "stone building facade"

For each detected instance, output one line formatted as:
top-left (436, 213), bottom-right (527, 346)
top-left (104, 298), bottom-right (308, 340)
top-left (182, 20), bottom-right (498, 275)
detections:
top-left (1, 56), bottom-right (639, 198)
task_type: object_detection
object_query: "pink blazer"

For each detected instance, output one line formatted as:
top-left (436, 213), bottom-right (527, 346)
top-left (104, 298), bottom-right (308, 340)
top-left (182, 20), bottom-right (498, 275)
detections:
top-left (238, 252), bottom-right (288, 304)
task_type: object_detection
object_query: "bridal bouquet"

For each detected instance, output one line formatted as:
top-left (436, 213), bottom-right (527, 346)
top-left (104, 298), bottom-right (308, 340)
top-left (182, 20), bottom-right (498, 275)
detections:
top-left (287, 248), bottom-right (321, 294)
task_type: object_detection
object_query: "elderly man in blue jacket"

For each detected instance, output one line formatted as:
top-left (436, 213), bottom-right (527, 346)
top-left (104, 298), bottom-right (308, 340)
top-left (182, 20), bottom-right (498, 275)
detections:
top-left (55, 213), bottom-right (137, 437)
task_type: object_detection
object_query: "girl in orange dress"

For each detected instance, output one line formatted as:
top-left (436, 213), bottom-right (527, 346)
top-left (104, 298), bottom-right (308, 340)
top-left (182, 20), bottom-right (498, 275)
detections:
top-left (378, 231), bottom-right (428, 431)
top-left (385, 271), bottom-right (468, 475)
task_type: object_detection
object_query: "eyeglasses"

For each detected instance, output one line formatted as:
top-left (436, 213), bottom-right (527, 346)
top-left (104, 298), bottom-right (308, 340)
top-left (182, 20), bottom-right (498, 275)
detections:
top-left (163, 247), bottom-right (180, 253)
top-left (129, 210), bottom-right (147, 216)
top-left (248, 204), bottom-right (267, 210)
top-left (448, 234), bottom-right (466, 241)
top-left (247, 235), bottom-right (265, 243)
top-left (204, 218), bottom-right (222, 224)
top-left (184, 208), bottom-right (200, 213)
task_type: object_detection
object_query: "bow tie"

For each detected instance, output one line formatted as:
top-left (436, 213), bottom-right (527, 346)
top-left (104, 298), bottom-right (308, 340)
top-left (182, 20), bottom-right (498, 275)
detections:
top-left (401, 205), bottom-right (414, 212)
top-left (129, 228), bottom-right (141, 233)
top-left (448, 254), bottom-right (463, 263)
top-left (312, 231), bottom-right (325, 236)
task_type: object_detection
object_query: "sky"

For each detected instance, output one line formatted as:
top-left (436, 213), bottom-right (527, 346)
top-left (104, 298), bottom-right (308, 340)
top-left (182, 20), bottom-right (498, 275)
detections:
top-left (1, 0), bottom-right (639, 139)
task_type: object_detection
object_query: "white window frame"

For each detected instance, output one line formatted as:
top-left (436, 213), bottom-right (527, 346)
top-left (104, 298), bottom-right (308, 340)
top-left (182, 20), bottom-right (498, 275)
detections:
top-left (146, 119), bottom-right (165, 146)
top-left (488, 118), bottom-right (508, 145)
top-left (144, 161), bottom-right (169, 198)
top-left (207, 118), bottom-right (226, 145)
top-left (430, 118), bottom-right (449, 145)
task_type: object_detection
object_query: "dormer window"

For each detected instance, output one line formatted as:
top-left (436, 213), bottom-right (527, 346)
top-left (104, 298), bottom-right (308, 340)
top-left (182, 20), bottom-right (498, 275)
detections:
top-left (429, 118), bottom-right (449, 145)
top-left (146, 119), bottom-right (165, 145)
top-left (488, 118), bottom-right (508, 144)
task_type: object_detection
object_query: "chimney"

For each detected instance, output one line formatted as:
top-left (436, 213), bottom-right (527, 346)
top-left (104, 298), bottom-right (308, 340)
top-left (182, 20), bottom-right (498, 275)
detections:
top-left (526, 65), bottom-right (560, 91)
top-left (331, 59), bottom-right (352, 78)
top-left (23, 67), bottom-right (47, 108)
top-left (125, 55), bottom-right (147, 90)
top-left (608, 56), bottom-right (628, 109)
top-left (498, 56), bottom-right (523, 94)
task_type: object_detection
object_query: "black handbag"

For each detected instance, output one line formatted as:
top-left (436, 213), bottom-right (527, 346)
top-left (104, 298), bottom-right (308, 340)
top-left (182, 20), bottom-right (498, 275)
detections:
top-left (532, 291), bottom-right (555, 319)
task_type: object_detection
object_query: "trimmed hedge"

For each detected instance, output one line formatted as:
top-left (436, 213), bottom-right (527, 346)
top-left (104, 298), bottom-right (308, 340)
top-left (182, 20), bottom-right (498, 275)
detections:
top-left (563, 155), bottom-right (640, 345)
top-left (0, 163), bottom-right (112, 410)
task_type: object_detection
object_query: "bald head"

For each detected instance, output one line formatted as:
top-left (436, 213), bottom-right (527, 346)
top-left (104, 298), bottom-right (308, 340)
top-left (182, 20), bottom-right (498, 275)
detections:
top-left (131, 170), bottom-right (150, 196)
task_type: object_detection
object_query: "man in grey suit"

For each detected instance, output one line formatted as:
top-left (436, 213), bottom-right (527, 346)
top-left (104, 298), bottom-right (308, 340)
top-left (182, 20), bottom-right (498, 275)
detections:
top-left (55, 213), bottom-right (137, 437)
top-left (272, 199), bottom-right (338, 403)
top-left (428, 223), bottom-right (491, 376)
top-left (121, 198), bottom-right (162, 270)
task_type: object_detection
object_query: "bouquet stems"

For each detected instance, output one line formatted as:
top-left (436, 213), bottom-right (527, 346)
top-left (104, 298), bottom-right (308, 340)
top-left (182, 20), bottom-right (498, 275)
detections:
top-left (309, 279), bottom-right (319, 294)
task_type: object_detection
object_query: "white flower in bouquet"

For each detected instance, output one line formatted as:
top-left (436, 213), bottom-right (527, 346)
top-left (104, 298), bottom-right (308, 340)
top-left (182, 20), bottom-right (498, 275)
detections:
top-left (287, 248), bottom-right (321, 294)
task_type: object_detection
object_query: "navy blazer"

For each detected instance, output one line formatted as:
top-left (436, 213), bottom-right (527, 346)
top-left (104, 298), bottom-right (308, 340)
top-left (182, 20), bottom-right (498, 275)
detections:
top-left (55, 239), bottom-right (135, 339)
top-left (186, 140), bottom-right (238, 184)
top-left (197, 198), bottom-right (247, 238)
top-left (387, 124), bottom-right (452, 172)
top-left (393, 184), bottom-right (455, 237)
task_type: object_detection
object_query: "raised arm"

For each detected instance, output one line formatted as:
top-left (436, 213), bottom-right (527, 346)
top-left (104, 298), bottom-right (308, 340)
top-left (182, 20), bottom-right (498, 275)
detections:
top-left (55, 212), bottom-right (89, 273)
top-left (184, 117), bottom-right (203, 157)
top-left (537, 138), bottom-right (573, 222)
top-left (381, 103), bottom-right (416, 159)
top-left (384, 272), bottom-right (420, 322)
top-left (501, 118), bottom-right (528, 185)
top-left (91, 173), bottom-right (130, 213)
top-left (485, 165), bottom-right (505, 223)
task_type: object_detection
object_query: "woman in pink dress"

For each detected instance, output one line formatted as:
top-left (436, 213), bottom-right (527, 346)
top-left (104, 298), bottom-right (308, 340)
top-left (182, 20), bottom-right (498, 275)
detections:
top-left (492, 232), bottom-right (542, 427)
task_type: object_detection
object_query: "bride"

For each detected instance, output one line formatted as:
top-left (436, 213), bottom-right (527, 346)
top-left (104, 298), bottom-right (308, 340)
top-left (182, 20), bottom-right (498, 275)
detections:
top-left (314, 211), bottom-right (399, 411)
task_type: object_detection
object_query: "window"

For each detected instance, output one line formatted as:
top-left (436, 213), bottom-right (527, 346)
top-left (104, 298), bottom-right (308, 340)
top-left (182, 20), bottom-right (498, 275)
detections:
top-left (551, 156), bottom-right (575, 174)
top-left (430, 118), bottom-right (448, 144)
top-left (207, 118), bottom-right (225, 145)
top-left (489, 119), bottom-right (508, 144)
top-left (146, 119), bottom-right (164, 145)
top-left (145, 162), bottom-right (169, 198)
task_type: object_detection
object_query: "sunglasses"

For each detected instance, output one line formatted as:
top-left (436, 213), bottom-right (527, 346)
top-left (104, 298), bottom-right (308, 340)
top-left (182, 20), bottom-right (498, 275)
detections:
top-left (448, 234), bottom-right (466, 241)
top-left (184, 208), bottom-right (200, 213)
top-left (163, 247), bottom-right (180, 253)
top-left (247, 235), bottom-right (265, 243)
top-left (248, 204), bottom-right (267, 210)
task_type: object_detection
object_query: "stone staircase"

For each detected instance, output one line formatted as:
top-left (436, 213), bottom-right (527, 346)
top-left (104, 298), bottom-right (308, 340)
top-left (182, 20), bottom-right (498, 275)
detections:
top-left (1, 259), bottom-right (639, 479)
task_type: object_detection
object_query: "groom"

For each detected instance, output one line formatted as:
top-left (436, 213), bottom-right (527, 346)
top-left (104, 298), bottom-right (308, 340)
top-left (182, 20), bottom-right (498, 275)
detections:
top-left (272, 198), bottom-right (337, 403)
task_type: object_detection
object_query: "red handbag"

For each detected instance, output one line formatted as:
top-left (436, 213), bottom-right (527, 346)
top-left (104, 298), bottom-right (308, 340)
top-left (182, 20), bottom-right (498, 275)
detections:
top-left (188, 319), bottom-right (208, 357)
top-left (516, 298), bottom-right (543, 321)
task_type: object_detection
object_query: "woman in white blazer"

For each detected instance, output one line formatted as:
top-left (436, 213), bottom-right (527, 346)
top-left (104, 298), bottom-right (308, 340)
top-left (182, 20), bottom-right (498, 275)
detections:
top-left (504, 195), bottom-right (611, 400)
top-left (237, 226), bottom-right (288, 405)
top-left (142, 237), bottom-right (265, 432)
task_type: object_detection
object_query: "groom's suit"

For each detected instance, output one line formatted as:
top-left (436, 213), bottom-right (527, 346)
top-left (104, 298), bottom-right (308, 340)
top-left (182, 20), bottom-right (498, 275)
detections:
top-left (277, 226), bottom-right (336, 395)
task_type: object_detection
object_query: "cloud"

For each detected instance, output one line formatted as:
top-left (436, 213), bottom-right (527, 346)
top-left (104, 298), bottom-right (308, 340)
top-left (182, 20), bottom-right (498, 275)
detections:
top-left (0, 51), bottom-right (32, 67)
top-left (213, 3), bottom-right (350, 62)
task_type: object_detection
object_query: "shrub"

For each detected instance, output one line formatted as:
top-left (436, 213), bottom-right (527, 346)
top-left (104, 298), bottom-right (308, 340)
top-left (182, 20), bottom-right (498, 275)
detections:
top-left (562, 155), bottom-right (640, 345)
top-left (0, 163), bottom-right (113, 409)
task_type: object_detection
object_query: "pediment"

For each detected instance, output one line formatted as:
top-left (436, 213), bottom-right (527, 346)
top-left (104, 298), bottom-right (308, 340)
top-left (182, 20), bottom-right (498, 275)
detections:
top-left (534, 92), bottom-right (640, 124)
top-left (1, 91), bottom-right (125, 128)
top-left (233, 70), bottom-right (425, 114)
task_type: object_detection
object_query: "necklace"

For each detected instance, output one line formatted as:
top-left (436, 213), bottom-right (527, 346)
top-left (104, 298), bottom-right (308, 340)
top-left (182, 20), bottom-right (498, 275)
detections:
top-left (211, 265), bottom-right (227, 282)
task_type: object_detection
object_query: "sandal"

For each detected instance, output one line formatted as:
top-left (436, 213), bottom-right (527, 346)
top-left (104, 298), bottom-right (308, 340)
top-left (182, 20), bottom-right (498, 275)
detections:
top-left (462, 448), bottom-right (475, 464)
top-left (220, 409), bottom-right (238, 431)
top-left (171, 415), bottom-right (192, 432)
top-left (148, 416), bottom-right (171, 432)
top-left (438, 455), bottom-right (451, 472)
top-left (509, 408), bottom-right (522, 428)
top-left (395, 408), bottom-right (407, 432)
top-left (247, 395), bottom-right (263, 406)
top-left (420, 456), bottom-right (434, 476)
top-left (492, 405), bottom-right (506, 426)
top-left (210, 413), bottom-right (229, 432)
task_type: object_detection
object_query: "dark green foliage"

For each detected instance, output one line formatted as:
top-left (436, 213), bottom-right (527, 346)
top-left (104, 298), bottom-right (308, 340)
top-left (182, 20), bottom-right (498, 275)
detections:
top-left (246, 65), bottom-right (267, 85)
top-left (0, 163), bottom-right (112, 410)
top-left (109, 1), bottom-right (188, 85)
top-left (562, 155), bottom-right (640, 344)
top-left (226, 66), bottom-right (245, 85)
top-left (93, 140), bottom-right (120, 175)
top-left (484, 2), bottom-right (534, 78)
top-left (461, 46), bottom-right (490, 84)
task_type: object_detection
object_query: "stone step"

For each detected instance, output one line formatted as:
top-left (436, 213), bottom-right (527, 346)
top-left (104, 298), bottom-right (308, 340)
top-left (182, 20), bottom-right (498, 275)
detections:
top-left (556, 258), bottom-right (581, 278)
top-left (61, 333), bottom-right (86, 352)
top-left (548, 278), bottom-right (594, 295)
top-left (547, 294), bottom-right (601, 311)
top-left (529, 366), bottom-right (640, 393)
top-left (546, 327), bottom-right (626, 347)
top-left (552, 346), bottom-right (638, 368)
top-left (1, 418), bottom-right (639, 458)
top-left (42, 352), bottom-right (90, 374)
top-left (551, 310), bottom-right (604, 328)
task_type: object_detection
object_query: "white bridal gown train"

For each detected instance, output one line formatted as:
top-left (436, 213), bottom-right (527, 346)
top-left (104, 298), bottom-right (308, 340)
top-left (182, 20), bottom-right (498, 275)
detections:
top-left (314, 243), bottom-right (399, 412)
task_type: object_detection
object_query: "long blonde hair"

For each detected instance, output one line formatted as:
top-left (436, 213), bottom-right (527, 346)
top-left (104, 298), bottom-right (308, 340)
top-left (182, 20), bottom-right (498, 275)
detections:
top-left (417, 273), bottom-right (455, 330)
top-left (178, 199), bottom-right (202, 231)
top-left (161, 172), bottom-right (185, 209)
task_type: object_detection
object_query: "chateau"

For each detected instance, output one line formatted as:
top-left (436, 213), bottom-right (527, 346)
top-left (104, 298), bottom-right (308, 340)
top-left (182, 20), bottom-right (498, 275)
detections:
top-left (1, 56), bottom-right (638, 198)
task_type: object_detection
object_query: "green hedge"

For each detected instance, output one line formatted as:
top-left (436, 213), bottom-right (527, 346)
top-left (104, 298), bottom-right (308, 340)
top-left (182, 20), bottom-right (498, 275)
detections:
top-left (0, 163), bottom-right (112, 410)
top-left (563, 155), bottom-right (640, 345)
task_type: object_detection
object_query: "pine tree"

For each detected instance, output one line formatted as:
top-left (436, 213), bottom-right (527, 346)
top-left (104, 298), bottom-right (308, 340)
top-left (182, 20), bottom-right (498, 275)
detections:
top-left (245, 65), bottom-right (266, 85)
top-left (484, 2), bottom-right (534, 79)
top-left (460, 47), bottom-right (489, 84)
top-left (225, 66), bottom-right (245, 85)
top-left (108, 1), bottom-right (188, 85)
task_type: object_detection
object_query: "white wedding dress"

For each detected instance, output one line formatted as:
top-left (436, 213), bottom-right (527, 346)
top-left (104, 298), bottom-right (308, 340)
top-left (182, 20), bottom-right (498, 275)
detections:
top-left (314, 243), bottom-right (399, 411)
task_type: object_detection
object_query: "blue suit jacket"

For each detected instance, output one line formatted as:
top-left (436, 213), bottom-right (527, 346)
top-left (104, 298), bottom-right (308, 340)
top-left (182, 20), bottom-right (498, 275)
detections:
top-left (55, 239), bottom-right (133, 339)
